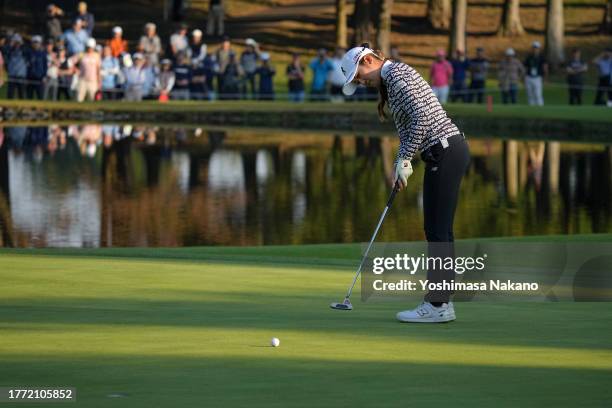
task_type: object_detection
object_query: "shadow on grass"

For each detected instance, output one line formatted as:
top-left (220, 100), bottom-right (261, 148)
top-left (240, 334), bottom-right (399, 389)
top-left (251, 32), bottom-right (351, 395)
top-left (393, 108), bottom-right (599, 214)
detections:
top-left (0, 354), bottom-right (610, 407)
top-left (1, 296), bottom-right (611, 351)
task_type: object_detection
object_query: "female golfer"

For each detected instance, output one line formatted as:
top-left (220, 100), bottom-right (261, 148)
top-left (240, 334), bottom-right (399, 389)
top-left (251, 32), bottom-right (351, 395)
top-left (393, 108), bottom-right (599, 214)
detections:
top-left (341, 44), bottom-right (470, 323)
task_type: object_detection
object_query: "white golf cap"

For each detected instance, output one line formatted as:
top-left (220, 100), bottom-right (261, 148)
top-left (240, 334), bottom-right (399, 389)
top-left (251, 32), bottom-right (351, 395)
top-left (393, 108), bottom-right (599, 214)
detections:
top-left (341, 45), bottom-right (375, 96)
top-left (532, 41), bottom-right (541, 48)
top-left (31, 35), bottom-right (43, 43)
top-left (245, 38), bottom-right (257, 46)
top-left (86, 38), bottom-right (96, 48)
top-left (133, 52), bottom-right (144, 60)
top-left (192, 29), bottom-right (202, 37)
top-left (113, 26), bottom-right (122, 34)
top-left (505, 47), bottom-right (515, 56)
top-left (260, 52), bottom-right (270, 61)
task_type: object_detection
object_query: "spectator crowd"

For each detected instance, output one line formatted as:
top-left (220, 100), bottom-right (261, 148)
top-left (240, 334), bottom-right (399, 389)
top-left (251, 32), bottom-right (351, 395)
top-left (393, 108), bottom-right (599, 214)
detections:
top-left (431, 42), bottom-right (612, 106)
top-left (0, 1), bottom-right (611, 106)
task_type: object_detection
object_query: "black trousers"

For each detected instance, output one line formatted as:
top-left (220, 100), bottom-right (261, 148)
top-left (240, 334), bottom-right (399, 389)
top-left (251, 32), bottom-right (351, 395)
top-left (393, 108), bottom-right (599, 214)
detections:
top-left (568, 83), bottom-right (583, 105)
top-left (594, 76), bottom-right (612, 105)
top-left (421, 134), bottom-right (470, 303)
top-left (468, 79), bottom-right (485, 103)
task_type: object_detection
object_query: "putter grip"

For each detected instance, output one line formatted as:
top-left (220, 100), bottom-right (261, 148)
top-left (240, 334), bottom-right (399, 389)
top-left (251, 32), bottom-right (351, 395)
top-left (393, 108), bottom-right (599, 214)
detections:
top-left (386, 181), bottom-right (400, 207)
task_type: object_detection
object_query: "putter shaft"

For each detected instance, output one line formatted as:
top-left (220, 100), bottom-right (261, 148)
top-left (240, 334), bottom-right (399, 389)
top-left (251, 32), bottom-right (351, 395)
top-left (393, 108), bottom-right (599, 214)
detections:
top-left (345, 182), bottom-right (399, 299)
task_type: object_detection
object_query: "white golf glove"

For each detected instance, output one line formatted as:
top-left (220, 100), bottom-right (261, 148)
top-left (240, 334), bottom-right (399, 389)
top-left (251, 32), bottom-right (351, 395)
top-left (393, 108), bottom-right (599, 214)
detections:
top-left (394, 159), bottom-right (413, 188)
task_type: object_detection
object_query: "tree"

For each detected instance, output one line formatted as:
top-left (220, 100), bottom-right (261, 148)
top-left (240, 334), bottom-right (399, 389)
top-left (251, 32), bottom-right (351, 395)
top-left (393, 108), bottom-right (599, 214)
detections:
top-left (545, 0), bottom-right (565, 68)
top-left (336, 0), bottom-right (348, 48)
top-left (498, 0), bottom-right (525, 36)
top-left (428, 0), bottom-right (452, 30)
top-left (449, 0), bottom-right (467, 54)
top-left (602, 0), bottom-right (612, 34)
top-left (375, 0), bottom-right (394, 55)
top-left (352, 0), bottom-right (375, 45)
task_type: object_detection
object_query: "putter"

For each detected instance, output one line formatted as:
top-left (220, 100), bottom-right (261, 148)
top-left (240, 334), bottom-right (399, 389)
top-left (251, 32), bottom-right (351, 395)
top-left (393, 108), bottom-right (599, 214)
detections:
top-left (330, 181), bottom-right (400, 310)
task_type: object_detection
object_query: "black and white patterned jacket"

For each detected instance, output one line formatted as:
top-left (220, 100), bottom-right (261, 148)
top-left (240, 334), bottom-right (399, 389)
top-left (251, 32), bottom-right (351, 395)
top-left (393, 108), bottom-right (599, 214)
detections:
top-left (381, 60), bottom-right (461, 162)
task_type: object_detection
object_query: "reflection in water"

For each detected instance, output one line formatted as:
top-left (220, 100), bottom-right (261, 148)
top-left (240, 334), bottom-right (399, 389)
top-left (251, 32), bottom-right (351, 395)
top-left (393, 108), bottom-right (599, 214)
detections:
top-left (7, 143), bottom-right (100, 247)
top-left (171, 152), bottom-right (191, 195)
top-left (209, 150), bottom-right (245, 191)
top-left (0, 124), bottom-right (610, 248)
top-left (256, 149), bottom-right (274, 186)
top-left (291, 151), bottom-right (307, 225)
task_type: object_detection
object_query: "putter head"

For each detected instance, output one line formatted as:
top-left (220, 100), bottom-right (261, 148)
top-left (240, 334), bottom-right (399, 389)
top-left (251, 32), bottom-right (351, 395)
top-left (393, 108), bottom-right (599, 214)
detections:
top-left (330, 298), bottom-right (353, 311)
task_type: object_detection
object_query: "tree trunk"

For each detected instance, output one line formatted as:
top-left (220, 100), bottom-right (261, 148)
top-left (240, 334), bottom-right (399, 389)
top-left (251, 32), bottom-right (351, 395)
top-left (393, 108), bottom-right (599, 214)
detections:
top-left (428, 0), bottom-right (452, 30)
top-left (336, 0), bottom-right (348, 48)
top-left (545, 0), bottom-right (565, 68)
top-left (602, 0), bottom-right (612, 34)
top-left (498, 0), bottom-right (525, 36)
top-left (375, 0), bottom-right (394, 55)
top-left (352, 0), bottom-right (375, 45)
top-left (449, 0), bottom-right (467, 54)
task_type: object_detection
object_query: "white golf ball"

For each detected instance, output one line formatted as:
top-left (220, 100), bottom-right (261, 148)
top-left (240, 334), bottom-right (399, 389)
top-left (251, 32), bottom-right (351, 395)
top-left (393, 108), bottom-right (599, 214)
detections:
top-left (270, 337), bottom-right (280, 347)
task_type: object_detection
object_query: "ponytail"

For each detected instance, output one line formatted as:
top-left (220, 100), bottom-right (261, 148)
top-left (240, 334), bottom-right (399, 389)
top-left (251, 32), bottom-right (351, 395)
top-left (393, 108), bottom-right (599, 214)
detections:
top-left (373, 49), bottom-right (391, 122)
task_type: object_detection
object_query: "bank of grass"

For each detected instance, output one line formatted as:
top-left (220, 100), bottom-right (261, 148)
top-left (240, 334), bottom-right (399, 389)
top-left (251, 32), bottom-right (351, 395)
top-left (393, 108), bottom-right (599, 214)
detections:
top-left (2, 96), bottom-right (612, 125)
top-left (0, 235), bottom-right (611, 407)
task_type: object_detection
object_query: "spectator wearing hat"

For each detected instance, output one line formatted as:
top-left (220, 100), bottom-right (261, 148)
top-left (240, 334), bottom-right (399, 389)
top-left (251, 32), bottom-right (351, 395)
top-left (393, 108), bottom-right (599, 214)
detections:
top-left (309, 48), bottom-right (334, 101)
top-left (255, 52), bottom-right (275, 100)
top-left (6, 34), bottom-right (28, 99)
top-left (450, 49), bottom-right (470, 103)
top-left (189, 29), bottom-right (208, 65)
top-left (75, 2), bottom-right (95, 37)
top-left (592, 47), bottom-right (612, 105)
top-left (286, 52), bottom-right (305, 102)
top-left (169, 24), bottom-right (189, 62)
top-left (27, 36), bottom-right (47, 99)
top-left (240, 38), bottom-right (260, 99)
top-left (566, 48), bottom-right (588, 105)
top-left (76, 38), bottom-right (101, 102)
top-left (123, 53), bottom-right (147, 101)
top-left (46, 4), bottom-right (64, 41)
top-left (430, 49), bottom-right (453, 104)
top-left (139, 23), bottom-right (162, 67)
top-left (498, 48), bottom-right (525, 104)
top-left (101, 45), bottom-right (121, 100)
top-left (468, 47), bottom-right (488, 103)
top-left (328, 47), bottom-right (347, 102)
top-left (206, 0), bottom-right (225, 37)
top-left (156, 59), bottom-right (175, 99)
top-left (63, 19), bottom-right (89, 57)
top-left (107, 26), bottom-right (128, 58)
top-left (523, 41), bottom-right (547, 106)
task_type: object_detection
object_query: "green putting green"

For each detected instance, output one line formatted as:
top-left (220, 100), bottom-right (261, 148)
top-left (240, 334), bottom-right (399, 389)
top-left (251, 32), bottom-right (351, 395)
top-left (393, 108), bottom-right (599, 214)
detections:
top-left (1, 242), bottom-right (611, 407)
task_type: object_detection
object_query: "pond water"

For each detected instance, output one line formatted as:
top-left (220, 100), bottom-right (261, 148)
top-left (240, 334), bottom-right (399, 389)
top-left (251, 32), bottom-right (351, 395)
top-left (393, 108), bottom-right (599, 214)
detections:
top-left (0, 124), bottom-right (610, 247)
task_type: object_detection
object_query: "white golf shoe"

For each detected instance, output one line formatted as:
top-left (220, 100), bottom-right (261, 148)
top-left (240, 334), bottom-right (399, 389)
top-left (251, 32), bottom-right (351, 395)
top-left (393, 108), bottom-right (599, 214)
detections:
top-left (396, 302), bottom-right (456, 323)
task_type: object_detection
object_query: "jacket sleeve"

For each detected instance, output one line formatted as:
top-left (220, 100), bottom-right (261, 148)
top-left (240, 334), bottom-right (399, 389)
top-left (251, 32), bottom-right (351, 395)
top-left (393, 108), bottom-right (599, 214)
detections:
top-left (389, 70), bottom-right (429, 163)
